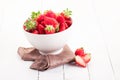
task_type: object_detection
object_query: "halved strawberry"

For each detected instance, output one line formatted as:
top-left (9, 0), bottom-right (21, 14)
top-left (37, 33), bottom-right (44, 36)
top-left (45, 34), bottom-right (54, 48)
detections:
top-left (44, 16), bottom-right (59, 29)
top-left (44, 10), bottom-right (57, 19)
top-left (82, 53), bottom-right (91, 63)
top-left (45, 25), bottom-right (55, 34)
top-left (75, 47), bottom-right (85, 56)
top-left (75, 55), bottom-right (86, 67)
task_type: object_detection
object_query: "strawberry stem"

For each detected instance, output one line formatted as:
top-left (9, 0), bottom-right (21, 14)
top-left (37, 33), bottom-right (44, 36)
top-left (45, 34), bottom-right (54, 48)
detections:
top-left (31, 11), bottom-right (41, 20)
top-left (63, 8), bottom-right (72, 17)
top-left (24, 18), bottom-right (36, 31)
top-left (45, 25), bottom-right (54, 31)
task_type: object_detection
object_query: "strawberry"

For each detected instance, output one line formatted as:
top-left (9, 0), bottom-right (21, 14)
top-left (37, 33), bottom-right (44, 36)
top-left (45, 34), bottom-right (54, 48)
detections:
top-left (82, 53), bottom-right (91, 63)
top-left (37, 24), bottom-right (45, 34)
top-left (56, 15), bottom-right (65, 23)
top-left (24, 18), bottom-right (36, 31)
top-left (37, 14), bottom-right (45, 23)
top-left (23, 26), bottom-right (26, 30)
top-left (60, 8), bottom-right (72, 20)
top-left (40, 21), bottom-right (45, 27)
top-left (66, 20), bottom-right (72, 27)
top-left (75, 55), bottom-right (86, 67)
top-left (59, 23), bottom-right (68, 32)
top-left (44, 16), bottom-right (59, 29)
top-left (45, 25), bottom-right (55, 34)
top-left (75, 47), bottom-right (85, 56)
top-left (44, 10), bottom-right (57, 19)
top-left (32, 30), bottom-right (39, 34)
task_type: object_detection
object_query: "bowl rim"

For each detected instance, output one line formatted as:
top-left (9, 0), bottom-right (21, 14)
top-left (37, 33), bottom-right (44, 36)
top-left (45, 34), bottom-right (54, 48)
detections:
top-left (23, 25), bottom-right (72, 36)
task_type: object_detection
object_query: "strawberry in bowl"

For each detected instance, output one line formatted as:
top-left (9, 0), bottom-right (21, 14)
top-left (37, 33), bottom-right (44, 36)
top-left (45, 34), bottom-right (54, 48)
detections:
top-left (23, 8), bottom-right (72, 55)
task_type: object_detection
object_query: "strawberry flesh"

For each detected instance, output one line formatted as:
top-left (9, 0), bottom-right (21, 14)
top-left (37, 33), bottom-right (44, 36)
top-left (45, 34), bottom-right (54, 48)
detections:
top-left (75, 55), bottom-right (86, 67)
top-left (82, 54), bottom-right (91, 63)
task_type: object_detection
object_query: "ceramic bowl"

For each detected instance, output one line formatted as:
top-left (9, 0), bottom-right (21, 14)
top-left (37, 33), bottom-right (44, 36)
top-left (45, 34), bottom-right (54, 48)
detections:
top-left (24, 26), bottom-right (71, 55)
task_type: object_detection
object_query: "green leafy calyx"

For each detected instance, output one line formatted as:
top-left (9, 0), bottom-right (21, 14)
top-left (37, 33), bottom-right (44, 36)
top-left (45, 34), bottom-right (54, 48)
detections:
top-left (31, 11), bottom-right (41, 20)
top-left (63, 8), bottom-right (72, 17)
top-left (24, 18), bottom-right (36, 30)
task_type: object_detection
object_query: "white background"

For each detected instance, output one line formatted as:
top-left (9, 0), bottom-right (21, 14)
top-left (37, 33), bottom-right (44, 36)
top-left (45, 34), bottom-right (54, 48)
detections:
top-left (0, 0), bottom-right (120, 80)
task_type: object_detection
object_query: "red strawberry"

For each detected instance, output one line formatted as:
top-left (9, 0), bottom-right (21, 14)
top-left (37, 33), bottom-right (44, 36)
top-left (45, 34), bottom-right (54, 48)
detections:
top-left (32, 30), bottom-right (39, 34)
top-left (82, 54), bottom-right (91, 63)
top-left (40, 21), bottom-right (45, 27)
top-left (37, 14), bottom-right (45, 23)
top-left (44, 10), bottom-right (57, 19)
top-left (44, 16), bottom-right (59, 29)
top-left (75, 47), bottom-right (85, 56)
top-left (23, 26), bottom-right (26, 30)
top-left (75, 55), bottom-right (86, 67)
top-left (66, 20), bottom-right (72, 27)
top-left (56, 15), bottom-right (65, 23)
top-left (37, 24), bottom-right (45, 34)
top-left (45, 25), bottom-right (55, 34)
top-left (60, 8), bottom-right (72, 20)
top-left (59, 23), bottom-right (68, 32)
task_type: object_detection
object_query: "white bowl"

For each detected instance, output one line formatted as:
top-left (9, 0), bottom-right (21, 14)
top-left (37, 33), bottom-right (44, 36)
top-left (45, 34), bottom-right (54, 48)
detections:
top-left (24, 27), bottom-right (71, 55)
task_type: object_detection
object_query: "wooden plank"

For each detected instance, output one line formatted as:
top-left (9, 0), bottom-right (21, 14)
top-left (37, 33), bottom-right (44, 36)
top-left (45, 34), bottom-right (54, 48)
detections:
top-left (0, 1), bottom-right (3, 30)
top-left (0, 30), bottom-right (38, 80)
top-left (64, 0), bottom-right (115, 79)
top-left (64, 64), bottom-right (89, 80)
top-left (0, 0), bottom-right (45, 80)
top-left (39, 66), bottom-right (64, 80)
top-left (92, 0), bottom-right (120, 80)
top-left (63, 0), bottom-right (96, 80)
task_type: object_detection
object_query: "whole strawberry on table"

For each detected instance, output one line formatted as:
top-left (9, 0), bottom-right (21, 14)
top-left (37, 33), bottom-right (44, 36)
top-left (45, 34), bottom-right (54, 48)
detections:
top-left (23, 8), bottom-right (72, 34)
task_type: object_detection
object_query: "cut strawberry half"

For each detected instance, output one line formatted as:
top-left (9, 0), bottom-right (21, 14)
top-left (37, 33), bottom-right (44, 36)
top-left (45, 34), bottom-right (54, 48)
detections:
top-left (82, 53), bottom-right (91, 63)
top-left (75, 55), bottom-right (86, 67)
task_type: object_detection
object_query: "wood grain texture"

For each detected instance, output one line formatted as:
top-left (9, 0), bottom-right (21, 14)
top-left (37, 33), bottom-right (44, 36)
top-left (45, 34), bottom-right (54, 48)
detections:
top-left (0, 0), bottom-right (120, 80)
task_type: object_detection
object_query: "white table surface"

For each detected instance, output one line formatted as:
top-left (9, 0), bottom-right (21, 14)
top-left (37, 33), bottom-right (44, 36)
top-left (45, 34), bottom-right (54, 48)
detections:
top-left (0, 0), bottom-right (120, 80)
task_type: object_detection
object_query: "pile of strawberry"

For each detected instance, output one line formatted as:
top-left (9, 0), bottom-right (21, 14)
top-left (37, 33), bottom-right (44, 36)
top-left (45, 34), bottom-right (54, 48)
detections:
top-left (74, 47), bottom-right (91, 67)
top-left (23, 8), bottom-right (72, 34)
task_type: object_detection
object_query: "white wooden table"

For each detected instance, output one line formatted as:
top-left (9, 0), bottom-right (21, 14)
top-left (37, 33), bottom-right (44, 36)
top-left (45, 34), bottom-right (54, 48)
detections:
top-left (0, 0), bottom-right (120, 80)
